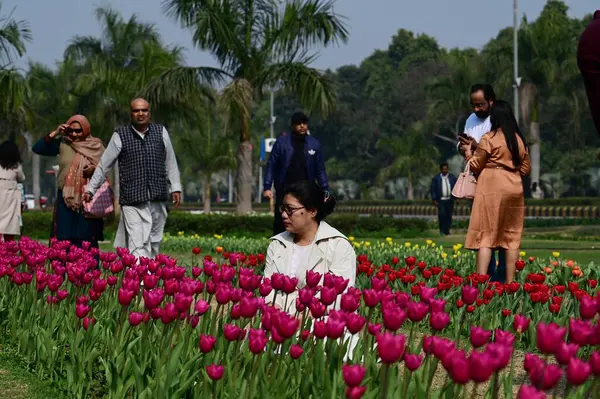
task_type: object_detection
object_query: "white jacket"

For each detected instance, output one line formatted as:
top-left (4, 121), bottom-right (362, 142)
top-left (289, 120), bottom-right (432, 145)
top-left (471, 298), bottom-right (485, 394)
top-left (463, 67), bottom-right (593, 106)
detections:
top-left (264, 221), bottom-right (356, 314)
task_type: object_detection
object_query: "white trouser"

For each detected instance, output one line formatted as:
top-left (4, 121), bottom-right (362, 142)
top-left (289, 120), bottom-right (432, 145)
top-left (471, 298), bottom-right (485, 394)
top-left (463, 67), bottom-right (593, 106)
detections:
top-left (114, 201), bottom-right (168, 259)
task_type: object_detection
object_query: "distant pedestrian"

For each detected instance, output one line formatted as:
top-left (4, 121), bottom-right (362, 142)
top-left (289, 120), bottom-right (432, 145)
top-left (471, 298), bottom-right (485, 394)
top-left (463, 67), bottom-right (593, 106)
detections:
top-left (430, 163), bottom-right (456, 236)
top-left (84, 98), bottom-right (182, 259)
top-left (263, 112), bottom-right (328, 236)
top-left (0, 141), bottom-right (25, 242)
top-left (577, 10), bottom-right (600, 137)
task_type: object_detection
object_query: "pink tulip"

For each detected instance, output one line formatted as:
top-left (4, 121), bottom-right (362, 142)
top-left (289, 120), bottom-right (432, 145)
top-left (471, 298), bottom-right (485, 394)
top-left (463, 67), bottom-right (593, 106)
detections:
top-left (370, 276), bottom-right (387, 291)
top-left (446, 351), bottom-right (469, 384)
top-left (118, 288), bottom-right (135, 306)
top-left (320, 286), bottom-right (338, 306)
top-left (129, 312), bottom-right (144, 326)
top-left (345, 386), bottom-right (366, 399)
top-left (419, 287), bottom-right (437, 304)
top-left (289, 344), bottom-right (304, 359)
top-left (554, 342), bottom-right (579, 366)
top-left (568, 319), bottom-right (594, 346)
top-left (273, 312), bottom-right (299, 339)
top-left (470, 326), bottom-right (492, 348)
top-left (382, 306), bottom-right (407, 331)
top-left (429, 299), bottom-right (446, 313)
top-left (56, 290), bottom-right (69, 301)
top-left (326, 318), bottom-right (346, 340)
top-left (461, 285), bottom-right (478, 305)
top-left (468, 351), bottom-right (495, 383)
top-left (404, 353), bottom-right (423, 371)
top-left (206, 364), bottom-right (224, 380)
top-left (107, 276), bottom-right (118, 286)
top-left (309, 299), bottom-right (327, 319)
top-left (340, 292), bottom-right (361, 313)
top-left (529, 363), bottom-right (562, 391)
top-left (75, 304), bottom-right (90, 319)
top-left (362, 289), bottom-right (380, 308)
top-left (298, 288), bottom-right (315, 306)
top-left (376, 332), bottom-right (405, 364)
top-left (282, 276), bottom-right (298, 294)
top-left (161, 303), bottom-right (179, 324)
top-left (395, 292), bottom-right (410, 308)
top-left (143, 274), bottom-right (160, 289)
top-left (579, 295), bottom-right (597, 320)
top-left (407, 301), bottom-right (429, 322)
top-left (345, 313), bottom-right (367, 334)
top-left (248, 329), bottom-right (268, 354)
top-left (238, 296), bottom-right (259, 319)
top-left (566, 357), bottom-right (591, 386)
top-left (313, 320), bottom-right (327, 339)
top-left (432, 337), bottom-right (456, 361)
top-left (199, 334), bottom-right (217, 353)
top-left (91, 278), bottom-right (107, 293)
top-left (517, 385), bottom-right (546, 399)
top-left (82, 317), bottom-right (95, 330)
top-left (485, 342), bottom-right (512, 371)
top-left (174, 293), bottom-right (193, 313)
top-left (194, 299), bottom-right (210, 315)
top-left (536, 323), bottom-right (566, 354)
top-left (258, 279), bottom-right (273, 297)
top-left (305, 270), bottom-right (322, 288)
top-left (513, 314), bottom-right (530, 333)
top-left (342, 364), bottom-right (366, 387)
top-left (495, 329), bottom-right (515, 346)
top-left (367, 323), bottom-right (382, 336)
top-left (422, 336), bottom-right (434, 354)
top-left (591, 351), bottom-right (600, 376)
top-left (430, 312), bottom-right (450, 331)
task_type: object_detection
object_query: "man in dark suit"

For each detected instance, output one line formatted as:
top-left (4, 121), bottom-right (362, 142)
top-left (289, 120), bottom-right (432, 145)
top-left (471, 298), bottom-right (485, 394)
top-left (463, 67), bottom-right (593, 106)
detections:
top-left (430, 163), bottom-right (457, 236)
top-left (263, 112), bottom-right (329, 235)
top-left (578, 10), bottom-right (600, 137)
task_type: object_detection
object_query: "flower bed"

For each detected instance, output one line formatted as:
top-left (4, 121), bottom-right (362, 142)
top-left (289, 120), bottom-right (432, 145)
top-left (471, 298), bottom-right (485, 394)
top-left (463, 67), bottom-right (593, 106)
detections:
top-left (0, 237), bottom-right (599, 398)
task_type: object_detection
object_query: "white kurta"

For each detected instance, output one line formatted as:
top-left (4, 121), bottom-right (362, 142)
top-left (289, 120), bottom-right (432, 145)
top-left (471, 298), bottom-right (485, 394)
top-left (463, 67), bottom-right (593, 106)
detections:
top-left (0, 164), bottom-right (25, 235)
top-left (87, 126), bottom-right (181, 258)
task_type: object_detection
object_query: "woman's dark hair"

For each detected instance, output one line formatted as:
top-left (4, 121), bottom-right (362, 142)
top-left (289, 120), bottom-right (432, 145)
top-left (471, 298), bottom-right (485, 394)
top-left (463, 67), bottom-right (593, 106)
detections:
top-left (490, 100), bottom-right (528, 168)
top-left (283, 181), bottom-right (336, 222)
top-left (0, 140), bottom-right (21, 170)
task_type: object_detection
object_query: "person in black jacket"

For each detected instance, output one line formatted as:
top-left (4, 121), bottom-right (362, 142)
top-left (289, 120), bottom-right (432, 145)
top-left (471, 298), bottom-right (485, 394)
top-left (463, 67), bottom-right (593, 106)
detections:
top-left (430, 163), bottom-right (457, 236)
top-left (263, 112), bottom-right (329, 235)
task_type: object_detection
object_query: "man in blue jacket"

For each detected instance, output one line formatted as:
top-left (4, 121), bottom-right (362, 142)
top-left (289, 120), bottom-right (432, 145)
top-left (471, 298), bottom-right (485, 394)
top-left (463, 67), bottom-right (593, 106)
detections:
top-left (263, 112), bottom-right (329, 235)
top-left (430, 163), bottom-right (457, 236)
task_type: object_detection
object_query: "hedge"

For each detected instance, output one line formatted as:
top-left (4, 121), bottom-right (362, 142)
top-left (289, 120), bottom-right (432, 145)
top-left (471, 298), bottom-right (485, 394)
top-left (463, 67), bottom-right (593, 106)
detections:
top-left (20, 211), bottom-right (600, 240)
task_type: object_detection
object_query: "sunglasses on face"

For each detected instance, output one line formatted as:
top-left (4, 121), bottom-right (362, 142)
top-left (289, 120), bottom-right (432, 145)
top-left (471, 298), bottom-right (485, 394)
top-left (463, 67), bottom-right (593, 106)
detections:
top-left (279, 205), bottom-right (305, 216)
top-left (132, 108), bottom-right (149, 114)
top-left (68, 128), bottom-right (83, 134)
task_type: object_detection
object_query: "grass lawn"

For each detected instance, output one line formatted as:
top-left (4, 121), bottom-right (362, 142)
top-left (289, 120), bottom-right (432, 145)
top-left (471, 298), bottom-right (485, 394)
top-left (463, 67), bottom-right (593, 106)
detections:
top-left (0, 348), bottom-right (62, 399)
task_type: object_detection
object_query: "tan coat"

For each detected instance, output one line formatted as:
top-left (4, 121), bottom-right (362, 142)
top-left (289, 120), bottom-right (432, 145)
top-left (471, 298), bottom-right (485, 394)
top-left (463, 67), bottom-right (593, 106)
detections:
top-left (264, 221), bottom-right (356, 314)
top-left (466, 131), bottom-right (531, 250)
top-left (0, 164), bottom-right (25, 235)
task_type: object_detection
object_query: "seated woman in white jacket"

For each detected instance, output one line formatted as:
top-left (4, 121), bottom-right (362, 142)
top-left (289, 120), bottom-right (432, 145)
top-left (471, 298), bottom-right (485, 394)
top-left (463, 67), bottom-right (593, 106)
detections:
top-left (264, 181), bottom-right (356, 315)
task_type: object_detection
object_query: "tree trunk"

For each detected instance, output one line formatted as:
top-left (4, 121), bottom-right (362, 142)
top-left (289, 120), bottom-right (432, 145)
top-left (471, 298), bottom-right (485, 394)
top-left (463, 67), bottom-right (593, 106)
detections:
top-left (529, 121), bottom-right (541, 187)
top-left (32, 153), bottom-right (40, 209)
top-left (407, 173), bottom-right (414, 200)
top-left (203, 173), bottom-right (211, 214)
top-left (235, 141), bottom-right (253, 214)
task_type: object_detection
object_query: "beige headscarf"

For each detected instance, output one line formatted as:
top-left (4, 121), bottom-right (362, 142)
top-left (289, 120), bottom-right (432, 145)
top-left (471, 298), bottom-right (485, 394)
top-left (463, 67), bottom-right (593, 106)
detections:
top-left (62, 115), bottom-right (105, 211)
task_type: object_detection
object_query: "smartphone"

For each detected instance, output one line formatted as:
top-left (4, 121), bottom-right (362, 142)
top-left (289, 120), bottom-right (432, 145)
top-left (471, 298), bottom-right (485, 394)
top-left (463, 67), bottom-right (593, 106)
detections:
top-left (458, 132), bottom-right (469, 139)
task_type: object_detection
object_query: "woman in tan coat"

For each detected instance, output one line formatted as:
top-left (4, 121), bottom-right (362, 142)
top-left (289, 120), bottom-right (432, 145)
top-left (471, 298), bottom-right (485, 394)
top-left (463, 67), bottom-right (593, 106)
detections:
top-left (0, 141), bottom-right (25, 241)
top-left (464, 100), bottom-right (530, 283)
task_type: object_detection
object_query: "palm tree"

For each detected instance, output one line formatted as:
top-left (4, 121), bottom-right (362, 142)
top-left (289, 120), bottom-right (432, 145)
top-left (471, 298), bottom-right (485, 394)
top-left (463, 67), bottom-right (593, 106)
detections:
top-left (0, 2), bottom-right (30, 69)
top-left (376, 122), bottom-right (440, 200)
top-left (149, 0), bottom-right (349, 214)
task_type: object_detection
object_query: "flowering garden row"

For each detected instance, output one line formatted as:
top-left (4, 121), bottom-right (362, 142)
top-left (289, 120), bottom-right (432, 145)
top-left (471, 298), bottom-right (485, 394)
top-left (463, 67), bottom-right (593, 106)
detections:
top-left (0, 237), bottom-right (598, 398)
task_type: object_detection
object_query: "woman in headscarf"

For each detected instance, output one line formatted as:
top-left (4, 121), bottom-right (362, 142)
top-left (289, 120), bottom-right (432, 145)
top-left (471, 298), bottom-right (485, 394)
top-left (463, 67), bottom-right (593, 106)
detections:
top-left (32, 115), bottom-right (106, 248)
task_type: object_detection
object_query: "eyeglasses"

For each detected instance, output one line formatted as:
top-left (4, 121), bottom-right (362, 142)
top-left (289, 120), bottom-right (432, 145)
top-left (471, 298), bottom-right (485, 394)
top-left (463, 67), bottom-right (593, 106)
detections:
top-left (68, 128), bottom-right (83, 133)
top-left (470, 102), bottom-right (488, 110)
top-left (132, 108), bottom-right (149, 114)
top-left (279, 205), bottom-right (304, 216)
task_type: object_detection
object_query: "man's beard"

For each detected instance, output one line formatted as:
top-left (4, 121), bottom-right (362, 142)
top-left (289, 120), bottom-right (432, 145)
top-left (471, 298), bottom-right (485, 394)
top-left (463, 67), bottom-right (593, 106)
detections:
top-left (475, 110), bottom-right (489, 119)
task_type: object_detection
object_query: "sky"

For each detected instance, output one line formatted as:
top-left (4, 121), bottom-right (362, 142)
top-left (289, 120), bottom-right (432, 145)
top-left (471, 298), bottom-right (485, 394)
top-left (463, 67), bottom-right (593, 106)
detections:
top-left (3, 0), bottom-right (598, 71)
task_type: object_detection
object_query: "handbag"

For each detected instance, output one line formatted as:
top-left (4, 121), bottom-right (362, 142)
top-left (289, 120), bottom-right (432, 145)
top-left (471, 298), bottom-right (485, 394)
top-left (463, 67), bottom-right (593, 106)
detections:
top-left (83, 180), bottom-right (114, 219)
top-left (451, 163), bottom-right (477, 199)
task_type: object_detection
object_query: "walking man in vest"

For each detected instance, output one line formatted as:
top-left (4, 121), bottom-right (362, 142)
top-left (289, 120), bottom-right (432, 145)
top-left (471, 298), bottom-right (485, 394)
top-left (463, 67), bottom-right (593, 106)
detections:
top-left (83, 98), bottom-right (181, 258)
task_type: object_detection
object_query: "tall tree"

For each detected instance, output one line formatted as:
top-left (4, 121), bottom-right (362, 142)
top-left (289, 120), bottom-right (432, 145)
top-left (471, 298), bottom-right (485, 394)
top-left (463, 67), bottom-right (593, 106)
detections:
top-left (151, 0), bottom-right (349, 214)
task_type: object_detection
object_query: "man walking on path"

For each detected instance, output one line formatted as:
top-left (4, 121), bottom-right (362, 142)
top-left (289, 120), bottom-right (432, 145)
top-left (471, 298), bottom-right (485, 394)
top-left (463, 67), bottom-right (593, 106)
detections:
top-left (84, 98), bottom-right (181, 258)
top-left (578, 10), bottom-right (600, 137)
top-left (430, 163), bottom-right (456, 236)
top-left (263, 112), bottom-right (328, 235)
top-left (458, 84), bottom-right (506, 283)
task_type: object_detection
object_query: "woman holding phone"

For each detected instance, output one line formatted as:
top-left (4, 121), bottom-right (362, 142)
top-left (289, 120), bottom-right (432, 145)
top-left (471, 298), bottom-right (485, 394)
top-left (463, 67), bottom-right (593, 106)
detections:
top-left (32, 115), bottom-right (106, 249)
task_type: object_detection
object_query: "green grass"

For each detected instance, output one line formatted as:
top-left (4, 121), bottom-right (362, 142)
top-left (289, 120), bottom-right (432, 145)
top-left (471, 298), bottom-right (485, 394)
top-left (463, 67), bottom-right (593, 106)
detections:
top-left (0, 348), bottom-right (63, 399)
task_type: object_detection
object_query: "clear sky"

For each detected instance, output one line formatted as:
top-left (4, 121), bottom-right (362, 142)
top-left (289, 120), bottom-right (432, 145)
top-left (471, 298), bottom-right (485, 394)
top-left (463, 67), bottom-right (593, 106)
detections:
top-left (3, 0), bottom-right (598, 71)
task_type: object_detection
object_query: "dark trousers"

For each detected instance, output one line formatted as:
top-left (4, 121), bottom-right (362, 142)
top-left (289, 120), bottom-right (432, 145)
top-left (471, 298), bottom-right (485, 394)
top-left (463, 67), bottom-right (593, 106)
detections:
top-left (273, 188), bottom-right (285, 236)
top-left (488, 249), bottom-right (506, 283)
top-left (437, 199), bottom-right (454, 235)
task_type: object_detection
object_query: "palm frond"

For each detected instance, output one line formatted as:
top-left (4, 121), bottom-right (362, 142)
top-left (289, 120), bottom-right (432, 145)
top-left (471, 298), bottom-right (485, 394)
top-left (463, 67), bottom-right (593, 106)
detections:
top-left (0, 4), bottom-right (31, 66)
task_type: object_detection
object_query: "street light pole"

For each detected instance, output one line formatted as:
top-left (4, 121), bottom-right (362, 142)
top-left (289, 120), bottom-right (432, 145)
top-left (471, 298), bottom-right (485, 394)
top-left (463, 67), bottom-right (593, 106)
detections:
top-left (513, 0), bottom-right (520, 123)
top-left (269, 90), bottom-right (275, 213)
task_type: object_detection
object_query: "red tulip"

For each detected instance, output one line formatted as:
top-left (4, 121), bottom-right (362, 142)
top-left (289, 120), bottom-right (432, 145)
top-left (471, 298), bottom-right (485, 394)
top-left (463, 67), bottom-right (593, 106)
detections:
top-left (342, 364), bottom-right (365, 387)
top-left (345, 386), bottom-right (366, 399)
top-left (320, 286), bottom-right (338, 306)
top-left (376, 332), bottom-right (405, 364)
top-left (192, 247), bottom-right (201, 255)
top-left (82, 317), bottom-right (95, 330)
top-left (248, 329), bottom-right (268, 354)
top-left (406, 301), bottom-right (427, 323)
top-left (461, 285), bottom-right (478, 305)
top-left (430, 312), bottom-right (450, 331)
top-left (206, 364), bottom-right (224, 380)
top-left (75, 304), bottom-right (90, 318)
top-left (579, 296), bottom-right (597, 320)
top-left (289, 344), bottom-right (304, 359)
top-left (513, 314), bottom-right (530, 333)
top-left (517, 385), bottom-right (545, 399)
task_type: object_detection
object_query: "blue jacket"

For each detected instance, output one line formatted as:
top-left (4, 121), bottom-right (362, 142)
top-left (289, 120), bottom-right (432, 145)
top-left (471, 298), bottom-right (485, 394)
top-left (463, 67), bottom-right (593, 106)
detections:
top-left (430, 173), bottom-right (457, 201)
top-left (264, 132), bottom-right (328, 191)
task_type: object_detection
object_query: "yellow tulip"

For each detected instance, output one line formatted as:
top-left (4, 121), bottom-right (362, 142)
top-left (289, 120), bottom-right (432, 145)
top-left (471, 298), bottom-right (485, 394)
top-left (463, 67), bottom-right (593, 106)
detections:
top-left (552, 252), bottom-right (560, 258)
top-left (426, 239), bottom-right (433, 245)
top-left (348, 236), bottom-right (355, 242)
top-left (441, 252), bottom-right (448, 259)
top-left (519, 251), bottom-right (526, 257)
top-left (178, 231), bottom-right (184, 237)
top-left (386, 237), bottom-right (393, 242)
top-left (404, 242), bottom-right (411, 247)
top-left (365, 242), bottom-right (371, 247)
